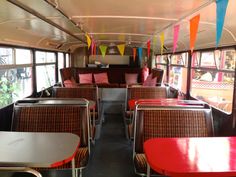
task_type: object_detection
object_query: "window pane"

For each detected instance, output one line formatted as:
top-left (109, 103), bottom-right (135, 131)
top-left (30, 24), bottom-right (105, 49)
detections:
top-left (171, 53), bottom-right (188, 66)
top-left (156, 55), bottom-right (167, 64)
top-left (36, 65), bottom-right (55, 91)
top-left (0, 67), bottom-right (32, 108)
top-left (36, 51), bottom-right (56, 63)
top-left (191, 69), bottom-right (233, 114)
top-left (58, 53), bottom-right (64, 82)
top-left (0, 48), bottom-right (13, 65)
top-left (169, 66), bottom-right (187, 93)
top-left (15, 49), bottom-right (32, 64)
top-left (66, 54), bottom-right (69, 67)
top-left (200, 52), bottom-right (216, 68)
top-left (222, 49), bottom-right (236, 70)
top-left (192, 52), bottom-right (200, 67)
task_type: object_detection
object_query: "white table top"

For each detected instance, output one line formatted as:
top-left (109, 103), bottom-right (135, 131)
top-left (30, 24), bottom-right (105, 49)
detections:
top-left (0, 131), bottom-right (80, 168)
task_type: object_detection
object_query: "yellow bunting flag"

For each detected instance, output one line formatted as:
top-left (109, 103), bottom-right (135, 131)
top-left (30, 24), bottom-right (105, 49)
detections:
top-left (133, 48), bottom-right (137, 61)
top-left (190, 14), bottom-right (200, 53)
top-left (117, 44), bottom-right (125, 56)
top-left (99, 45), bottom-right (107, 58)
top-left (85, 33), bottom-right (91, 49)
top-left (160, 32), bottom-right (165, 55)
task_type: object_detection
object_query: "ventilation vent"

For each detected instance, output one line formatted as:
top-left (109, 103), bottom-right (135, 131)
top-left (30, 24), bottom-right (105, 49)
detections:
top-left (46, 41), bottom-right (60, 48)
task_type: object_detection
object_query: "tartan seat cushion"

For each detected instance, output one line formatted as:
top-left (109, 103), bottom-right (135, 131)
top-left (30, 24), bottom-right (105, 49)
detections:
top-left (13, 106), bottom-right (89, 169)
top-left (133, 106), bottom-right (214, 176)
top-left (61, 147), bottom-right (89, 168)
top-left (128, 87), bottom-right (167, 101)
top-left (134, 153), bottom-right (147, 174)
top-left (134, 153), bottom-right (157, 175)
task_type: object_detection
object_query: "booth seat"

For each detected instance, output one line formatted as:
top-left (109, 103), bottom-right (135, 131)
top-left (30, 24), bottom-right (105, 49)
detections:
top-left (60, 67), bottom-right (163, 88)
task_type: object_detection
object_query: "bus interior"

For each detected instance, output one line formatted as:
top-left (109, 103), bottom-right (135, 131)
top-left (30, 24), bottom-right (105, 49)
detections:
top-left (0, 0), bottom-right (236, 177)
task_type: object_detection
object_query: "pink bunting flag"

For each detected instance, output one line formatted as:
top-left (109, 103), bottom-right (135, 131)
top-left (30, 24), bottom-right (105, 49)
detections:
top-left (147, 40), bottom-right (151, 58)
top-left (133, 48), bottom-right (137, 61)
top-left (173, 25), bottom-right (180, 53)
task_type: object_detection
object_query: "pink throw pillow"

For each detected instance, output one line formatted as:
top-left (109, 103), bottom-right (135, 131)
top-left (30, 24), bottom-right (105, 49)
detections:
top-left (64, 77), bottom-right (77, 87)
top-left (143, 74), bottom-right (157, 86)
top-left (94, 73), bottom-right (109, 83)
top-left (79, 73), bottom-right (93, 84)
top-left (125, 73), bottom-right (138, 85)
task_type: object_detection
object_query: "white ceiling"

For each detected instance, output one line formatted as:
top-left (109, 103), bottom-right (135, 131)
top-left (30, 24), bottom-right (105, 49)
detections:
top-left (0, 0), bottom-right (235, 53)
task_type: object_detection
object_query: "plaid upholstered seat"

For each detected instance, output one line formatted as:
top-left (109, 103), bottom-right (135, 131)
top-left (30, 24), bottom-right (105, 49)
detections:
top-left (12, 98), bottom-right (90, 177)
top-left (124, 86), bottom-right (167, 139)
top-left (133, 104), bottom-right (214, 176)
top-left (53, 86), bottom-right (100, 140)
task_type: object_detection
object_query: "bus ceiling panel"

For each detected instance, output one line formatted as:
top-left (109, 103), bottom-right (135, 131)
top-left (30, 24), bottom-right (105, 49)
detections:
top-left (55, 0), bottom-right (210, 18)
top-left (0, 17), bottom-right (76, 44)
top-left (0, 20), bottom-right (80, 51)
top-left (15, 0), bottom-right (85, 35)
top-left (55, 0), bottom-right (212, 43)
top-left (0, 0), bottom-right (36, 22)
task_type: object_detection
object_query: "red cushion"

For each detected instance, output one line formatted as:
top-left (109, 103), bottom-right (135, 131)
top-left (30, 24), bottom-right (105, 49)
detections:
top-left (143, 74), bottom-right (157, 86)
top-left (79, 73), bottom-right (93, 84)
top-left (64, 77), bottom-right (77, 87)
top-left (125, 73), bottom-right (138, 84)
top-left (93, 73), bottom-right (109, 84)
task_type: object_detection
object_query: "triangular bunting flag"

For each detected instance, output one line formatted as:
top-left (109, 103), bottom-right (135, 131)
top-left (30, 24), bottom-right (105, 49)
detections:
top-left (93, 43), bottom-right (96, 55)
top-left (190, 14), bottom-right (200, 53)
top-left (216, 0), bottom-right (229, 46)
top-left (117, 44), bottom-right (125, 56)
top-left (160, 32), bottom-right (165, 55)
top-left (133, 48), bottom-right (137, 61)
top-left (173, 25), bottom-right (180, 53)
top-left (138, 47), bottom-right (142, 61)
top-left (91, 40), bottom-right (94, 55)
top-left (147, 40), bottom-right (151, 58)
top-left (99, 45), bottom-right (107, 58)
top-left (85, 33), bottom-right (91, 49)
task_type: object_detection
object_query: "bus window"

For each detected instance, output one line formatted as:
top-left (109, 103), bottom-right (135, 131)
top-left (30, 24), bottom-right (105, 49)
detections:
top-left (169, 53), bottom-right (188, 93)
top-left (66, 53), bottom-right (70, 67)
top-left (0, 48), bottom-right (32, 108)
top-left (190, 49), bottom-right (235, 114)
top-left (0, 48), bottom-right (13, 65)
top-left (36, 51), bottom-right (56, 91)
top-left (155, 55), bottom-right (168, 84)
top-left (58, 53), bottom-right (64, 82)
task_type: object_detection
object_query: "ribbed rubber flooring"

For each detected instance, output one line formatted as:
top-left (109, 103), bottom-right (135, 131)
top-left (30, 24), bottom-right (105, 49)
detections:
top-left (83, 113), bottom-right (137, 177)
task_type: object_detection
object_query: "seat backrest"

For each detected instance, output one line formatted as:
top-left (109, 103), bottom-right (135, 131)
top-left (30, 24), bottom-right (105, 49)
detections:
top-left (12, 98), bottom-right (90, 147)
top-left (134, 104), bottom-right (214, 154)
top-left (126, 86), bottom-right (167, 110)
top-left (151, 68), bottom-right (164, 86)
top-left (53, 86), bottom-right (99, 112)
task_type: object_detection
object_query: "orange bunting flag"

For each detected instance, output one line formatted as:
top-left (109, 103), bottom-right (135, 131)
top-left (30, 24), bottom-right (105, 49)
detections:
top-left (147, 40), bottom-right (151, 58)
top-left (133, 48), bottom-right (137, 61)
top-left (190, 14), bottom-right (200, 53)
top-left (160, 32), bottom-right (165, 55)
top-left (117, 44), bottom-right (125, 56)
top-left (85, 33), bottom-right (91, 49)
